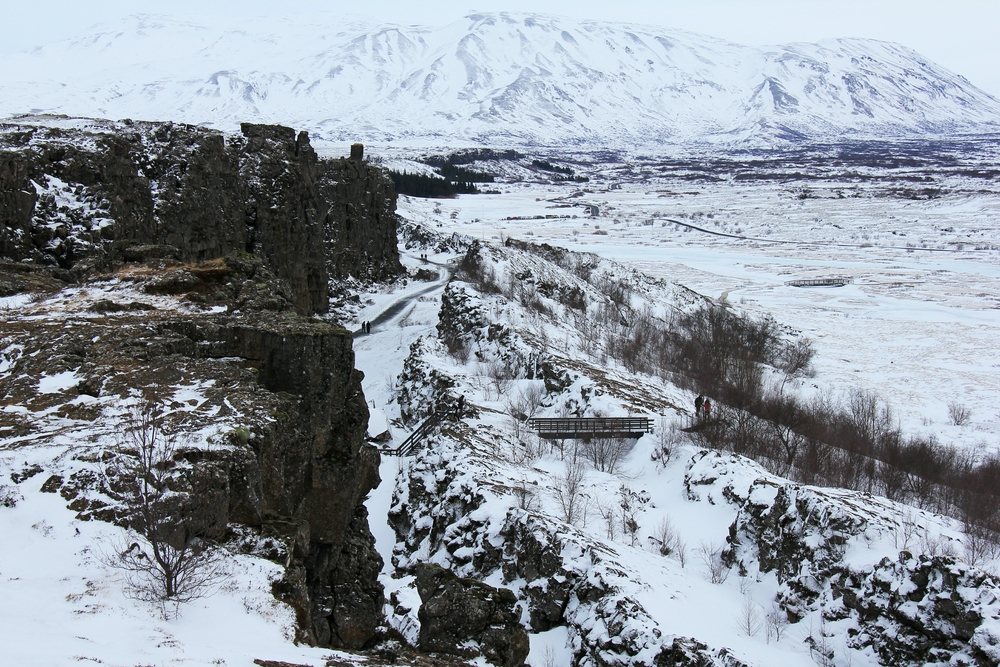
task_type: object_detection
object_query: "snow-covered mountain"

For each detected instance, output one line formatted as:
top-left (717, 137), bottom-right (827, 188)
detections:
top-left (2, 12), bottom-right (999, 147)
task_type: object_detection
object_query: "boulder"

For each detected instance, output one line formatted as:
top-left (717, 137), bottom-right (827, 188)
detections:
top-left (415, 563), bottom-right (529, 667)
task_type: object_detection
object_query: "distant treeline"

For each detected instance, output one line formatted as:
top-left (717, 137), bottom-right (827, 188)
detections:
top-left (389, 170), bottom-right (480, 198)
top-left (439, 164), bottom-right (495, 183)
top-left (532, 159), bottom-right (574, 175)
top-left (424, 148), bottom-right (522, 168)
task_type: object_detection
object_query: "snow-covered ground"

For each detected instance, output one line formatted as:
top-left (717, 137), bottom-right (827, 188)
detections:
top-left (394, 174), bottom-right (1000, 454)
top-left (4, 148), bottom-right (1000, 666)
top-left (354, 239), bottom-right (999, 667)
top-left (0, 283), bottom-right (361, 667)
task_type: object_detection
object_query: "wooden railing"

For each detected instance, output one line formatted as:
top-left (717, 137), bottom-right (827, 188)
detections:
top-left (528, 417), bottom-right (654, 440)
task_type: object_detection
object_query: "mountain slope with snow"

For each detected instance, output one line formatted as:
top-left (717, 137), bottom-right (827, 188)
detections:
top-left (2, 12), bottom-right (999, 147)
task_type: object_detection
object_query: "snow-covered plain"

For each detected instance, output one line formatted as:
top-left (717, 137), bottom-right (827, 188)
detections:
top-left (390, 160), bottom-right (1000, 454)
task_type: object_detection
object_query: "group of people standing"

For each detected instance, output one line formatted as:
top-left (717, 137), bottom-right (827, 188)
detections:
top-left (694, 394), bottom-right (712, 420)
top-left (360, 320), bottom-right (372, 334)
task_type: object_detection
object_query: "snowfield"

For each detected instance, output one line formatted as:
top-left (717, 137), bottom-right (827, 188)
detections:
top-left (3, 160), bottom-right (1000, 665)
top-left (390, 160), bottom-right (1000, 452)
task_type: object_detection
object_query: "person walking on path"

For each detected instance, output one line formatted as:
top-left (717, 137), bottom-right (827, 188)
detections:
top-left (703, 398), bottom-right (711, 420)
top-left (694, 395), bottom-right (704, 421)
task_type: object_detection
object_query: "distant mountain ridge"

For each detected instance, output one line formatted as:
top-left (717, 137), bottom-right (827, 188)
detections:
top-left (2, 11), bottom-right (999, 148)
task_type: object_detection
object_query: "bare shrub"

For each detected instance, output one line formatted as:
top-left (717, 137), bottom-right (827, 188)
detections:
top-left (765, 603), bottom-right (790, 643)
top-left (963, 521), bottom-right (1000, 566)
top-left (554, 460), bottom-right (588, 525)
top-left (918, 531), bottom-right (958, 558)
top-left (506, 383), bottom-right (545, 425)
top-left (649, 516), bottom-right (677, 556)
top-left (673, 538), bottom-right (688, 568)
top-left (736, 596), bottom-right (763, 636)
top-left (653, 416), bottom-right (683, 467)
top-left (807, 620), bottom-right (836, 667)
top-left (512, 478), bottom-right (539, 511)
top-left (101, 402), bottom-right (226, 616)
top-left (777, 338), bottom-right (815, 377)
top-left (697, 541), bottom-right (729, 584)
top-left (596, 496), bottom-right (619, 540)
top-left (619, 485), bottom-right (643, 547)
top-left (445, 336), bottom-right (472, 363)
top-left (486, 358), bottom-right (515, 398)
top-left (948, 402), bottom-right (972, 426)
top-left (582, 436), bottom-right (634, 474)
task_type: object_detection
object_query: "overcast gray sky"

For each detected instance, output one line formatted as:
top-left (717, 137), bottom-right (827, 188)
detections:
top-left (4, 0), bottom-right (999, 97)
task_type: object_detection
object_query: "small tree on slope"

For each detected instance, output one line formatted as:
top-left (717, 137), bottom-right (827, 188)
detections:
top-left (101, 401), bottom-right (225, 616)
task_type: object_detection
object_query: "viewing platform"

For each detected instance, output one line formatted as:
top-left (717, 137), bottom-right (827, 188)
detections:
top-left (528, 417), bottom-right (654, 440)
top-left (785, 278), bottom-right (853, 288)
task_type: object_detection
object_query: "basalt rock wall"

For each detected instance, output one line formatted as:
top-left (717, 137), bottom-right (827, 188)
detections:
top-left (0, 115), bottom-right (403, 313)
top-left (321, 153), bottom-right (402, 281)
top-left (0, 115), bottom-right (400, 647)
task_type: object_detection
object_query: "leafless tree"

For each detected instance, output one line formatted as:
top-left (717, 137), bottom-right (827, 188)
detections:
top-left (649, 516), bottom-right (678, 556)
top-left (653, 416), bottom-right (683, 467)
top-left (101, 402), bottom-right (226, 616)
top-left (736, 596), bottom-right (763, 637)
top-left (486, 358), bottom-right (515, 398)
top-left (697, 541), bottom-right (729, 584)
top-left (673, 538), bottom-right (688, 568)
top-left (619, 485), bottom-right (642, 547)
top-left (765, 603), bottom-right (790, 643)
top-left (554, 459), bottom-right (588, 526)
top-left (511, 478), bottom-right (539, 511)
top-left (582, 436), bottom-right (633, 474)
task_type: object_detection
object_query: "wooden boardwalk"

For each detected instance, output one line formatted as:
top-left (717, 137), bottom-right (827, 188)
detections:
top-left (528, 417), bottom-right (654, 440)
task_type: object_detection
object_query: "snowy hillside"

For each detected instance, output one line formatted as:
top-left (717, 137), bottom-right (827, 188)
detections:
top-left (2, 12), bottom-right (999, 147)
top-left (349, 235), bottom-right (1000, 667)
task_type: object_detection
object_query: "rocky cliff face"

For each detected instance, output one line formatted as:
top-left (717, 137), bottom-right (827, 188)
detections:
top-left (0, 115), bottom-right (403, 311)
top-left (321, 150), bottom-right (402, 282)
top-left (0, 115), bottom-right (402, 647)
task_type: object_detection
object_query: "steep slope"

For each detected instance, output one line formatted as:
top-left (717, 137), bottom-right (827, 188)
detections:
top-left (1, 13), bottom-right (998, 147)
top-left (0, 117), bottom-right (405, 656)
top-left (369, 232), bottom-right (1000, 667)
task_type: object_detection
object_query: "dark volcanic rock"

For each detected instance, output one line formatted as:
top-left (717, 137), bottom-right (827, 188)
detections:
top-left (415, 563), bottom-right (529, 667)
top-left (0, 115), bottom-right (406, 649)
top-left (320, 152), bottom-right (403, 282)
top-left (236, 123), bottom-right (327, 314)
top-left (0, 116), bottom-right (404, 312)
top-left (0, 305), bottom-right (384, 648)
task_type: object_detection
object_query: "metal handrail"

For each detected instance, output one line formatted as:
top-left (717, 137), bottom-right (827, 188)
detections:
top-left (528, 417), bottom-right (654, 438)
top-left (382, 409), bottom-right (447, 456)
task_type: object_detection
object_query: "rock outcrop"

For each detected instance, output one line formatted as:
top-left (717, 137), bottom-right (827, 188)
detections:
top-left (321, 152), bottom-right (402, 282)
top-left (388, 441), bottom-right (750, 667)
top-left (684, 450), bottom-right (1000, 667)
top-left (0, 115), bottom-right (403, 313)
top-left (0, 115), bottom-right (402, 648)
top-left (415, 563), bottom-right (529, 667)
